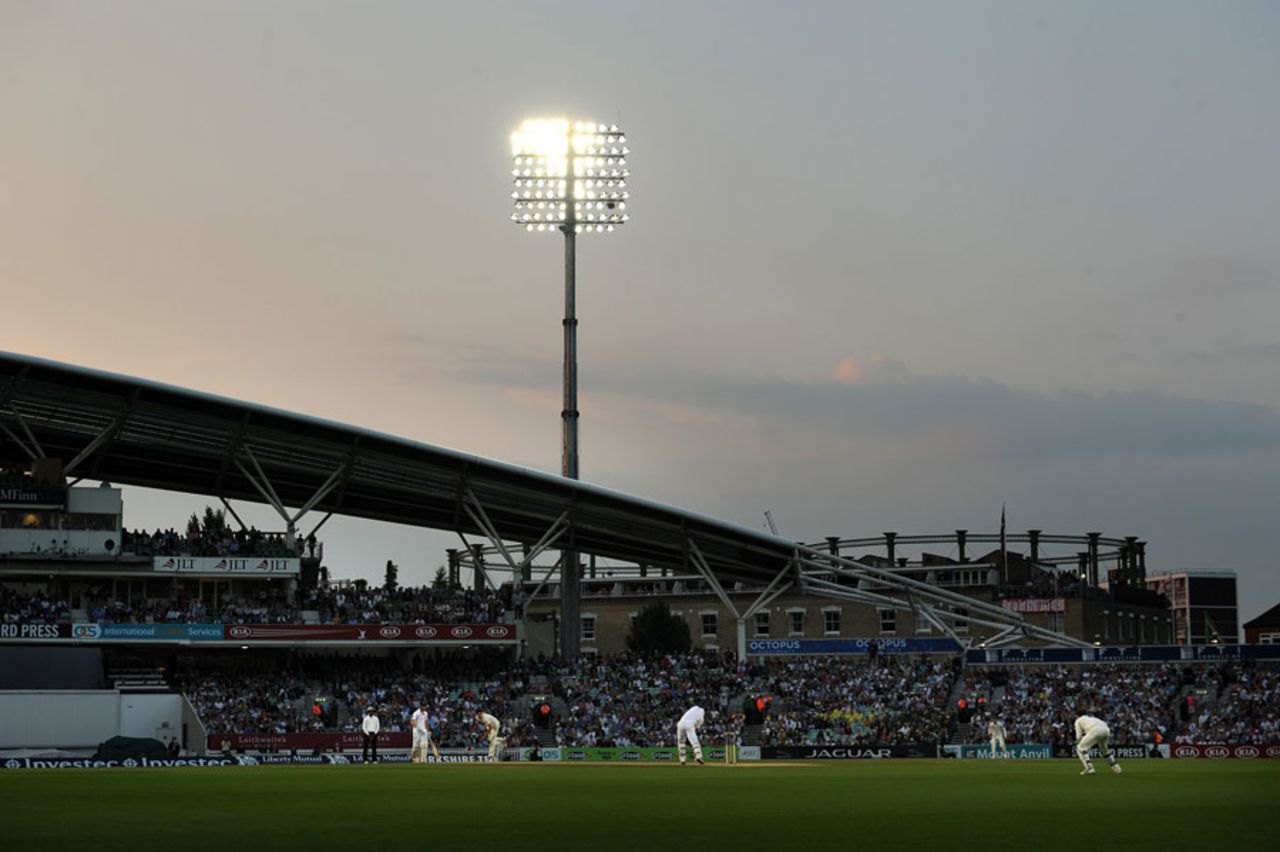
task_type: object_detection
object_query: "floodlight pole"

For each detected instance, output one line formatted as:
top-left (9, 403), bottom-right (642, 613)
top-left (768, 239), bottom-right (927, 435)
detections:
top-left (560, 157), bottom-right (581, 658)
top-left (512, 119), bottom-right (628, 658)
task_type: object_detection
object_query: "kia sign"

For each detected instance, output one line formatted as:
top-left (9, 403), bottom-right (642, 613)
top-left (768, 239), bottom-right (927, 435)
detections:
top-left (217, 623), bottom-right (516, 643)
top-left (1172, 744), bottom-right (1279, 759)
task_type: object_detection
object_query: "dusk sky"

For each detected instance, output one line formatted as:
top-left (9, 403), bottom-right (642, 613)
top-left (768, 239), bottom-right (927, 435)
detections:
top-left (3, 1), bottom-right (1277, 622)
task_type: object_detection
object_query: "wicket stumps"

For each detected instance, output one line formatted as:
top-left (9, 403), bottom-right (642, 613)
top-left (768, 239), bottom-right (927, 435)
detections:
top-left (724, 743), bottom-right (737, 765)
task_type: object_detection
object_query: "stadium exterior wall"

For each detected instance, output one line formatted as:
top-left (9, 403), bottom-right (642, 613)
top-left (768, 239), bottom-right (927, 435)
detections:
top-left (525, 589), bottom-right (1172, 656)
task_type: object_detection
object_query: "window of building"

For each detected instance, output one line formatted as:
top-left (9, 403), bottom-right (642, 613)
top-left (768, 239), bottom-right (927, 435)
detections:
top-left (701, 612), bottom-right (717, 638)
top-left (953, 608), bottom-right (968, 634)
top-left (787, 609), bottom-right (805, 636)
top-left (581, 615), bottom-right (596, 642)
top-left (878, 608), bottom-right (896, 634)
top-left (822, 608), bottom-right (841, 636)
top-left (915, 614), bottom-right (932, 634)
top-left (754, 611), bottom-right (769, 637)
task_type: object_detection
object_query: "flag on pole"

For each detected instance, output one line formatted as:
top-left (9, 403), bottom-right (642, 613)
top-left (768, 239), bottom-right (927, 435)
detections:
top-left (999, 503), bottom-right (1007, 577)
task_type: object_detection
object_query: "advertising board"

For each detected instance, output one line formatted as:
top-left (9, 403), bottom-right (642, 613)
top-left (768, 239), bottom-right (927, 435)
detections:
top-left (1171, 744), bottom-right (1280, 759)
top-left (762, 744), bottom-right (935, 760)
top-left (943, 744), bottom-right (1053, 759)
top-left (749, 637), bottom-right (961, 656)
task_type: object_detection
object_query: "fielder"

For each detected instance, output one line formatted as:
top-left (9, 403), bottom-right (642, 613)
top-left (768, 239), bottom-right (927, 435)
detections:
top-left (1074, 712), bottom-right (1122, 775)
top-left (987, 717), bottom-right (1008, 758)
top-left (410, 703), bottom-right (440, 764)
top-left (676, 705), bottom-right (705, 766)
top-left (476, 710), bottom-right (505, 761)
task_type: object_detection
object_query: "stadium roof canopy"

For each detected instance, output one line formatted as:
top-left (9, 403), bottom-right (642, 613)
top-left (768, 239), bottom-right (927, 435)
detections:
top-left (0, 351), bottom-right (1093, 648)
top-left (0, 351), bottom-right (794, 587)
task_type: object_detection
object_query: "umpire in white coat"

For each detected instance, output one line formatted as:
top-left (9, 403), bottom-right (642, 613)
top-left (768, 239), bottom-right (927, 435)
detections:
top-left (362, 707), bottom-right (381, 763)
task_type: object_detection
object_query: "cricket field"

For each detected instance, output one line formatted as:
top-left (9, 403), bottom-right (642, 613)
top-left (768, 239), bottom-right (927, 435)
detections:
top-left (2, 760), bottom-right (1275, 851)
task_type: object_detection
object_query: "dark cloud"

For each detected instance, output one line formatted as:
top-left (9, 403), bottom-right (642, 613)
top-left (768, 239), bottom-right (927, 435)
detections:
top-left (442, 351), bottom-right (1280, 463)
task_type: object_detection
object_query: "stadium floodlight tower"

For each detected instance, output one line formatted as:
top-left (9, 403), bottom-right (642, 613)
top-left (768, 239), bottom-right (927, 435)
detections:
top-left (510, 117), bottom-right (629, 659)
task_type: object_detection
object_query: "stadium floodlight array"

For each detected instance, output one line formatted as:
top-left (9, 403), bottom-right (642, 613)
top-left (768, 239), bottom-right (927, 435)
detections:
top-left (508, 115), bottom-right (631, 660)
top-left (510, 118), bottom-right (630, 233)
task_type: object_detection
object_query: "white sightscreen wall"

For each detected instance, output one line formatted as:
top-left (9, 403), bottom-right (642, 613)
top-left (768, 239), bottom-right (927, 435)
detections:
top-left (181, 694), bottom-right (208, 754)
top-left (0, 691), bottom-right (119, 748)
top-left (118, 694), bottom-right (183, 743)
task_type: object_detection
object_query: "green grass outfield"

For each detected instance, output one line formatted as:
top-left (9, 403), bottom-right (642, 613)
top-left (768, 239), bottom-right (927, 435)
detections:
top-left (3, 760), bottom-right (1276, 852)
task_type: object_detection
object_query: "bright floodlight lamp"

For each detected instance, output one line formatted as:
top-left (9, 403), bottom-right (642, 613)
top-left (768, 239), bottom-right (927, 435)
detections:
top-left (511, 118), bottom-right (630, 233)
top-left (509, 117), bottom-right (629, 660)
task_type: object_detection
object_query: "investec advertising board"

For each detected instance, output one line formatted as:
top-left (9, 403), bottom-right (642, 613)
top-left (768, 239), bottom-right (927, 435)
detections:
top-left (749, 637), bottom-right (962, 656)
top-left (0, 622), bottom-right (517, 644)
top-left (2, 751), bottom-right (510, 769)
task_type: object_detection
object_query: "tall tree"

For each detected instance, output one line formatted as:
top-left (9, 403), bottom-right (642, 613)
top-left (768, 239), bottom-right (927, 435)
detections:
top-left (626, 600), bottom-right (692, 656)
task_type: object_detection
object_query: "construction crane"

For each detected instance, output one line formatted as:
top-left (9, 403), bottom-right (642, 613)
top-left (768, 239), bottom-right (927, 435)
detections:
top-left (763, 510), bottom-right (778, 535)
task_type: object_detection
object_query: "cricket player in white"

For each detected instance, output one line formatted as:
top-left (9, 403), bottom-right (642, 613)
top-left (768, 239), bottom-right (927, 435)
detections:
top-left (676, 705), bottom-right (705, 766)
top-left (410, 704), bottom-right (440, 763)
top-left (477, 710), bottom-right (504, 761)
top-left (1074, 713), bottom-right (1122, 775)
top-left (987, 717), bottom-right (1008, 758)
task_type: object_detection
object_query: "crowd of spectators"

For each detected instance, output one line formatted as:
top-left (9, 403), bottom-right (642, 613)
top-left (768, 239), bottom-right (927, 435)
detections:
top-left (174, 653), bottom-right (1280, 750)
top-left (1172, 663), bottom-right (1280, 745)
top-left (181, 672), bottom-right (319, 736)
top-left (757, 656), bottom-right (960, 746)
top-left (545, 653), bottom-right (745, 747)
top-left (176, 652), bottom-right (539, 748)
top-left (0, 588), bottom-right (71, 625)
top-left (0, 581), bottom-right (508, 626)
top-left (122, 526), bottom-right (304, 559)
top-left (302, 584), bottom-right (506, 625)
top-left (83, 588), bottom-right (298, 625)
top-left (177, 652), bottom-right (954, 748)
top-left (961, 664), bottom-right (1183, 746)
top-left (965, 662), bottom-right (1280, 747)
